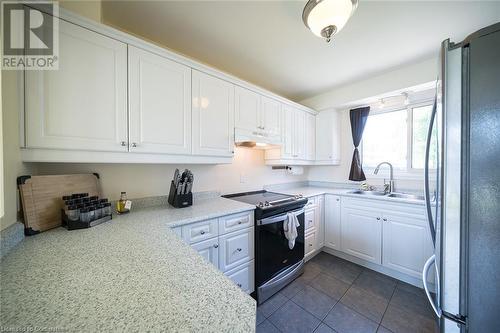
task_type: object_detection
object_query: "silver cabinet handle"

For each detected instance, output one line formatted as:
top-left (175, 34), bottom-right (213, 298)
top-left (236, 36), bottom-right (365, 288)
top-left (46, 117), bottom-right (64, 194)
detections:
top-left (131, 142), bottom-right (137, 148)
top-left (238, 221), bottom-right (242, 225)
top-left (309, 244), bottom-right (313, 247)
top-left (336, 198), bottom-right (340, 202)
top-left (200, 230), bottom-right (205, 235)
top-left (308, 220), bottom-right (313, 223)
top-left (376, 217), bottom-right (381, 220)
top-left (213, 244), bottom-right (219, 248)
top-left (237, 283), bottom-right (242, 287)
top-left (120, 141), bottom-right (127, 146)
top-left (236, 248), bottom-right (242, 252)
top-left (383, 218), bottom-right (387, 222)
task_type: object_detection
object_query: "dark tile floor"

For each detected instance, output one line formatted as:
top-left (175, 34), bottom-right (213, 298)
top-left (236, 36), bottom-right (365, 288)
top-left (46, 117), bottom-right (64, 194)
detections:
top-left (256, 252), bottom-right (439, 333)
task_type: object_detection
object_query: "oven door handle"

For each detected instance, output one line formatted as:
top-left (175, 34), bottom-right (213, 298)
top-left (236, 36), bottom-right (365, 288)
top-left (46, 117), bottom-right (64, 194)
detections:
top-left (257, 208), bottom-right (305, 226)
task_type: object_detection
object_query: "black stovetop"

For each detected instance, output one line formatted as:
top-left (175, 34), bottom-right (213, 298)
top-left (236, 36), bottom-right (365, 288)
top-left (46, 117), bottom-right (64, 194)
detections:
top-left (223, 190), bottom-right (308, 219)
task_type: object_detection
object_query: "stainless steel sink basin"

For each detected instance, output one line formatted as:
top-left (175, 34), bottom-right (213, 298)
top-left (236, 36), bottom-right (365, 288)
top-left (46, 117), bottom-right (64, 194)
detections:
top-left (348, 190), bottom-right (387, 196)
top-left (387, 193), bottom-right (425, 201)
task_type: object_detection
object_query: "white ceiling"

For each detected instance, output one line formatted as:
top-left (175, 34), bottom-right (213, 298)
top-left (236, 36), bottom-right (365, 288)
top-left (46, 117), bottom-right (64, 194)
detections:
top-left (101, 1), bottom-right (500, 102)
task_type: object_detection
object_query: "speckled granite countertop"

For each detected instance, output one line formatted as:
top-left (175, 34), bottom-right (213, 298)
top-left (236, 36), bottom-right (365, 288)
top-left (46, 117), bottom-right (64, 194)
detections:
top-left (0, 197), bottom-right (256, 332)
top-left (275, 186), bottom-right (426, 205)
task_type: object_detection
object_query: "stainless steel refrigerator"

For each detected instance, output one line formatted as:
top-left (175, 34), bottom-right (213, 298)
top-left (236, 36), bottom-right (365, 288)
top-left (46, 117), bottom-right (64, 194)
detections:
top-left (422, 22), bottom-right (500, 333)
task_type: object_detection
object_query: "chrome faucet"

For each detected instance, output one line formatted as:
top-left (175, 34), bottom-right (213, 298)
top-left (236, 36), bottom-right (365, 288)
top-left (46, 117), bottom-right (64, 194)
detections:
top-left (374, 162), bottom-right (394, 193)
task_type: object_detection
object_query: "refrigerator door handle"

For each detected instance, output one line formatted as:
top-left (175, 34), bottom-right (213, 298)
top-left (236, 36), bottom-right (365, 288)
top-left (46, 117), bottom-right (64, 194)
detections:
top-left (424, 98), bottom-right (437, 245)
top-left (423, 254), bottom-right (442, 318)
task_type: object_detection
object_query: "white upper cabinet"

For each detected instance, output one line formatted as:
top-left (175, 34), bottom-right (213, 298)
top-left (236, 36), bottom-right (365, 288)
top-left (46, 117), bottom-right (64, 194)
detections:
top-left (25, 20), bottom-right (128, 152)
top-left (316, 110), bottom-right (341, 164)
top-left (192, 70), bottom-right (235, 157)
top-left (234, 86), bottom-right (260, 133)
top-left (261, 96), bottom-right (282, 138)
top-left (128, 46), bottom-right (191, 154)
top-left (235, 86), bottom-right (282, 140)
top-left (306, 112), bottom-right (316, 160)
top-left (280, 105), bottom-right (295, 159)
top-left (293, 108), bottom-right (306, 159)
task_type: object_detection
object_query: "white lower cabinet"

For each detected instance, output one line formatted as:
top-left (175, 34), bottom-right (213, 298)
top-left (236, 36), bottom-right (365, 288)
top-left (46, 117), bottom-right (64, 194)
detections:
top-left (224, 260), bottom-right (255, 294)
top-left (219, 227), bottom-right (254, 272)
top-left (172, 210), bottom-right (255, 294)
top-left (341, 207), bottom-right (382, 264)
top-left (382, 211), bottom-right (434, 280)
top-left (191, 237), bottom-right (220, 268)
top-left (324, 195), bottom-right (341, 250)
top-left (316, 195), bottom-right (325, 248)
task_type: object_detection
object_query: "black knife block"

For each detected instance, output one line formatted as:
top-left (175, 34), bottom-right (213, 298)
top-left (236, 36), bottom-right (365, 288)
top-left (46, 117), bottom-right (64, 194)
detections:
top-left (168, 181), bottom-right (193, 208)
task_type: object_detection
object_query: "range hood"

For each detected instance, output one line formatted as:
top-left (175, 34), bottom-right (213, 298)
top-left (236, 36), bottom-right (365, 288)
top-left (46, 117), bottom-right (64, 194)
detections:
top-left (234, 128), bottom-right (282, 149)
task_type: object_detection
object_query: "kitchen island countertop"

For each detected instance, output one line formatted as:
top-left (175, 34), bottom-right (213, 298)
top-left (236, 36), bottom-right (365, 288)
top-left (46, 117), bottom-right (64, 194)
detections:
top-left (0, 197), bottom-right (256, 332)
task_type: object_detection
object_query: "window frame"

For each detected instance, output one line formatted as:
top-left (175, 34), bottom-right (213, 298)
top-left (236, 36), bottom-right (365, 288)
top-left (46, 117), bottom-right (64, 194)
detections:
top-left (360, 98), bottom-right (434, 179)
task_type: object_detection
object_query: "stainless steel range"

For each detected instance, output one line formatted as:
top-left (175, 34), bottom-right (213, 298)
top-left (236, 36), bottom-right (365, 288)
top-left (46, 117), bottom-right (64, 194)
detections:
top-left (223, 190), bottom-right (308, 304)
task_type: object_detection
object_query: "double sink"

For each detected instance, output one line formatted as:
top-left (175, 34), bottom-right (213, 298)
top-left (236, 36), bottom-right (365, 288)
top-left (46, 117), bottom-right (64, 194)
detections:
top-left (347, 190), bottom-right (425, 201)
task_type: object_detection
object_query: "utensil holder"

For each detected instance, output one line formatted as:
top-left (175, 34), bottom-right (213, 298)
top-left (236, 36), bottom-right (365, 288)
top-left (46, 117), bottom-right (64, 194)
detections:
top-left (168, 181), bottom-right (193, 208)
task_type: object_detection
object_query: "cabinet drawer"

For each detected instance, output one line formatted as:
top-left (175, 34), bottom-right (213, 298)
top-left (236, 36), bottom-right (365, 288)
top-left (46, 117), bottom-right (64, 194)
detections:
top-left (219, 227), bottom-right (254, 272)
top-left (305, 230), bottom-right (317, 257)
top-left (219, 211), bottom-right (253, 234)
top-left (224, 260), bottom-right (255, 294)
top-left (182, 219), bottom-right (218, 244)
top-left (304, 209), bottom-right (315, 231)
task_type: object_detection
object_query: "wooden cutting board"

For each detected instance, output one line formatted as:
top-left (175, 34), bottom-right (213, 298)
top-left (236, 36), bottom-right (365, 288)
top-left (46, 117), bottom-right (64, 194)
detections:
top-left (18, 173), bottom-right (101, 235)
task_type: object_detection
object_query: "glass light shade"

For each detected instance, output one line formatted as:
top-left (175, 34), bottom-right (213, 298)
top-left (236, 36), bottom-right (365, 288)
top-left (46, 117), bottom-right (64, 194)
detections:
top-left (303, 0), bottom-right (358, 39)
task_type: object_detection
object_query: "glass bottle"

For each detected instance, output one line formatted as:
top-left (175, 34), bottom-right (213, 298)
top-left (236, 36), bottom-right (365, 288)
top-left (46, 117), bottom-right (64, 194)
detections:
top-left (117, 192), bottom-right (127, 213)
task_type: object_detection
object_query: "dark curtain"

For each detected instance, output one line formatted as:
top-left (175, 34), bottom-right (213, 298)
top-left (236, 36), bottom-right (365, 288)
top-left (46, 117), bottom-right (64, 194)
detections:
top-left (348, 106), bottom-right (370, 181)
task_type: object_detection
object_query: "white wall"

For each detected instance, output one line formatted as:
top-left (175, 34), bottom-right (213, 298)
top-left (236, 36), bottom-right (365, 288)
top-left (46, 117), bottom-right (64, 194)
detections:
top-left (304, 58), bottom-right (439, 192)
top-left (34, 148), bottom-right (308, 201)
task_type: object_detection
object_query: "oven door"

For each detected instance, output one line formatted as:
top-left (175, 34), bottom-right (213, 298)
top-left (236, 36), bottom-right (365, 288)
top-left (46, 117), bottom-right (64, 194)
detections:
top-left (255, 208), bottom-right (305, 286)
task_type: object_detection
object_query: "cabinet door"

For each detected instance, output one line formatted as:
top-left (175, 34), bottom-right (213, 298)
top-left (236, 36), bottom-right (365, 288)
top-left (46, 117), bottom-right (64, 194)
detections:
top-left (306, 113), bottom-right (316, 160)
top-left (234, 86), bottom-right (260, 132)
top-left (25, 20), bottom-right (128, 152)
top-left (219, 227), bottom-right (254, 272)
top-left (382, 212), bottom-right (434, 279)
top-left (316, 196), bottom-right (325, 248)
top-left (294, 110), bottom-right (306, 159)
top-left (191, 237), bottom-right (219, 268)
top-left (261, 96), bottom-right (281, 137)
top-left (341, 207), bottom-right (382, 264)
top-left (316, 110), bottom-right (341, 163)
top-left (281, 105), bottom-right (295, 159)
top-left (324, 195), bottom-right (341, 250)
top-left (192, 71), bottom-right (235, 157)
top-left (128, 46), bottom-right (191, 154)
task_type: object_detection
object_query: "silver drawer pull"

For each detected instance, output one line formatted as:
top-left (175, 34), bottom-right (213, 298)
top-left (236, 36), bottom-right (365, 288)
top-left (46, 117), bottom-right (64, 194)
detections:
top-left (214, 244), bottom-right (219, 248)
top-left (120, 141), bottom-right (127, 146)
top-left (236, 248), bottom-right (242, 252)
top-left (308, 220), bottom-right (313, 223)
top-left (383, 218), bottom-right (387, 222)
top-left (309, 244), bottom-right (313, 247)
top-left (238, 221), bottom-right (242, 224)
top-left (376, 217), bottom-right (381, 220)
top-left (200, 230), bottom-right (206, 235)
top-left (237, 283), bottom-right (242, 287)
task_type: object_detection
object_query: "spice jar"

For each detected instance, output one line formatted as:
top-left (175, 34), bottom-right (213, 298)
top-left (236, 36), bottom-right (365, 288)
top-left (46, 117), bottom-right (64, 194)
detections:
top-left (88, 206), bottom-right (96, 221)
top-left (95, 204), bottom-right (103, 219)
top-left (67, 205), bottom-right (79, 221)
top-left (103, 202), bottom-right (112, 216)
top-left (80, 208), bottom-right (91, 223)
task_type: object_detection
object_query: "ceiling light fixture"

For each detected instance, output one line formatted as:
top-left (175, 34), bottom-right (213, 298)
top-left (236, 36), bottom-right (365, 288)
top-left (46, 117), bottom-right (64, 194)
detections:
top-left (302, 0), bottom-right (358, 42)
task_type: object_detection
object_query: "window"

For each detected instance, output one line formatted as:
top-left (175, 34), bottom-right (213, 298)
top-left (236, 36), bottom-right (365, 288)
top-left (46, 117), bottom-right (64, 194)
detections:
top-left (362, 103), bottom-right (436, 172)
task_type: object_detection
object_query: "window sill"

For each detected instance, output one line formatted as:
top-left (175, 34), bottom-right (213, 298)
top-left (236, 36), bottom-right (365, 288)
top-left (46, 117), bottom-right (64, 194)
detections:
top-left (363, 168), bottom-right (436, 181)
